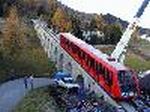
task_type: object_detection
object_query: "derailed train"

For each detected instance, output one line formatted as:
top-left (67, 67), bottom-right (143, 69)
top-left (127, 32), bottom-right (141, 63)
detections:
top-left (60, 33), bottom-right (140, 100)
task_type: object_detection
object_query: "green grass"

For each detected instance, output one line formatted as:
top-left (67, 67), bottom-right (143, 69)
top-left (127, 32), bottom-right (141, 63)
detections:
top-left (125, 53), bottom-right (150, 72)
top-left (14, 87), bottom-right (62, 112)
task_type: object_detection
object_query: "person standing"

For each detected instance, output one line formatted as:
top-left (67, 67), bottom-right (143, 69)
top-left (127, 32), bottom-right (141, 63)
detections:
top-left (24, 76), bottom-right (28, 89)
top-left (29, 75), bottom-right (34, 90)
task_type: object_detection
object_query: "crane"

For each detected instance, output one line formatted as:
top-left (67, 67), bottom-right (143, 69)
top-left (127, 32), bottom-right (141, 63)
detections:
top-left (111, 0), bottom-right (150, 63)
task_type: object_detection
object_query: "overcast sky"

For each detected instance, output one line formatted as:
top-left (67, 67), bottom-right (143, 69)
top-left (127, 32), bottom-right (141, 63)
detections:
top-left (58, 0), bottom-right (150, 28)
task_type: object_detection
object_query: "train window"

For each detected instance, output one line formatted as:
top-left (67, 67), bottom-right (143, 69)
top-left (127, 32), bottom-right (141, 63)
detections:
top-left (65, 40), bottom-right (68, 47)
top-left (88, 58), bottom-right (92, 68)
top-left (80, 51), bottom-right (83, 58)
top-left (86, 56), bottom-right (90, 66)
top-left (64, 38), bottom-right (67, 44)
top-left (88, 58), bottom-right (91, 67)
top-left (96, 62), bottom-right (98, 71)
top-left (67, 41), bottom-right (70, 46)
top-left (68, 42), bottom-right (72, 51)
top-left (78, 49), bottom-right (81, 57)
top-left (95, 62), bottom-right (101, 73)
top-left (74, 45), bottom-right (78, 54)
top-left (82, 51), bottom-right (85, 59)
top-left (107, 72), bottom-right (113, 86)
top-left (101, 66), bottom-right (105, 75)
top-left (100, 64), bottom-right (102, 72)
top-left (88, 59), bottom-right (91, 67)
top-left (70, 43), bottom-right (73, 51)
top-left (60, 36), bottom-right (64, 44)
top-left (119, 71), bottom-right (134, 83)
top-left (86, 55), bottom-right (89, 65)
top-left (80, 51), bottom-right (84, 58)
top-left (118, 71), bottom-right (136, 92)
top-left (67, 41), bottom-right (70, 49)
top-left (91, 59), bottom-right (95, 68)
top-left (72, 44), bottom-right (75, 53)
top-left (104, 69), bottom-right (112, 86)
top-left (97, 63), bottom-right (102, 74)
top-left (92, 59), bottom-right (95, 69)
top-left (69, 42), bottom-right (72, 51)
top-left (94, 62), bottom-right (99, 80)
top-left (109, 72), bottom-right (113, 85)
top-left (60, 38), bottom-right (63, 45)
top-left (104, 68), bottom-right (108, 79)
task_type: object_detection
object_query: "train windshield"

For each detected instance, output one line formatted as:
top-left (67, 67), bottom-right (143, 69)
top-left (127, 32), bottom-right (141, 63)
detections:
top-left (118, 70), bottom-right (137, 96)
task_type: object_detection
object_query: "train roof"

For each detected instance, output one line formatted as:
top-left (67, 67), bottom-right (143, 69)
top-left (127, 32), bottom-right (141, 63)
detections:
top-left (60, 33), bottom-right (129, 71)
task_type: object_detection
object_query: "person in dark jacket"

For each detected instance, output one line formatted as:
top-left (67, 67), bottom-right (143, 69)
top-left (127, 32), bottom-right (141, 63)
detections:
top-left (24, 76), bottom-right (28, 89)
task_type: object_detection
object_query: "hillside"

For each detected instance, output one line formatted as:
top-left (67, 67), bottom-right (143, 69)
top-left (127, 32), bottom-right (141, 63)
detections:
top-left (57, 1), bottom-right (150, 36)
top-left (103, 13), bottom-right (150, 36)
top-left (1, 0), bottom-right (149, 36)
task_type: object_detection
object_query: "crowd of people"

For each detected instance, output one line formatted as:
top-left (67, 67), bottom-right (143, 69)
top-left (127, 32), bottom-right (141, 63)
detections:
top-left (49, 85), bottom-right (117, 112)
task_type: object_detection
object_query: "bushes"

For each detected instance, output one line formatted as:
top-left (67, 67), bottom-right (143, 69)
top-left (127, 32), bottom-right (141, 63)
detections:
top-left (0, 47), bottom-right (56, 83)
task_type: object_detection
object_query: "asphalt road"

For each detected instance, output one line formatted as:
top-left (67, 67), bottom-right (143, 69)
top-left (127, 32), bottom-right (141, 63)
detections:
top-left (0, 78), bottom-right (51, 112)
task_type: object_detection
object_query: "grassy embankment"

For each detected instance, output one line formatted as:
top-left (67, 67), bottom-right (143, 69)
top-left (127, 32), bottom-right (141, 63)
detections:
top-left (125, 52), bottom-right (150, 72)
top-left (14, 87), bottom-right (63, 112)
top-left (125, 39), bottom-right (150, 71)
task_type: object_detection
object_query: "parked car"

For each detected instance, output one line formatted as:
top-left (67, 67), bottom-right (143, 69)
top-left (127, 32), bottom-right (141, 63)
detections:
top-left (51, 71), bottom-right (80, 89)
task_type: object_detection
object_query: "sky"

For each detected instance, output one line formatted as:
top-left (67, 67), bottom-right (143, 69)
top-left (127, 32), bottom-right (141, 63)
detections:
top-left (58, 0), bottom-right (150, 28)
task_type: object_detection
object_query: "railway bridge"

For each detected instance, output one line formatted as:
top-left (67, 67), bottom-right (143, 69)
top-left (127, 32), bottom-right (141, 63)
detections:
top-left (33, 20), bottom-right (119, 107)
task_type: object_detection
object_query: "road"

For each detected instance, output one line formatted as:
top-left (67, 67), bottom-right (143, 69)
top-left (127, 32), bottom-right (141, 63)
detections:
top-left (0, 78), bottom-right (51, 112)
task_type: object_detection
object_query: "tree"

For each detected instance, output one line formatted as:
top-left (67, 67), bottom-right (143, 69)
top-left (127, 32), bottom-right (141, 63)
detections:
top-left (48, 0), bottom-right (57, 17)
top-left (71, 15), bottom-right (83, 39)
top-left (51, 7), bottom-right (72, 32)
top-left (2, 6), bottom-right (27, 55)
top-left (103, 24), bottom-right (122, 44)
top-left (90, 14), bottom-right (105, 31)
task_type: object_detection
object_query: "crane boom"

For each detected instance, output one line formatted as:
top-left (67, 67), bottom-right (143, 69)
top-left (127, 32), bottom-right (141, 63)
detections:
top-left (111, 0), bottom-right (150, 63)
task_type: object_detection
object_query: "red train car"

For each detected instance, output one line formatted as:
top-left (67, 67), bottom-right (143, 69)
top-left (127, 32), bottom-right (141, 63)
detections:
top-left (60, 33), bottom-right (140, 100)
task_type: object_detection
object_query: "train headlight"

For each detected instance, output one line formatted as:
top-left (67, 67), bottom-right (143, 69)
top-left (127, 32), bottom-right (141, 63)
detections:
top-left (129, 92), bottom-right (134, 96)
top-left (122, 92), bottom-right (125, 96)
top-left (122, 92), bottom-right (128, 97)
